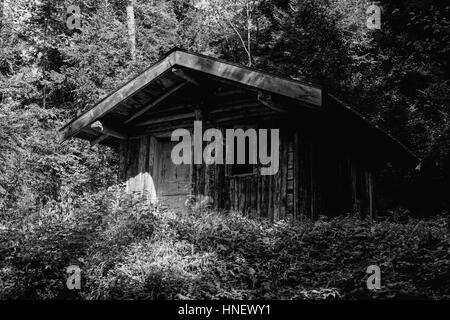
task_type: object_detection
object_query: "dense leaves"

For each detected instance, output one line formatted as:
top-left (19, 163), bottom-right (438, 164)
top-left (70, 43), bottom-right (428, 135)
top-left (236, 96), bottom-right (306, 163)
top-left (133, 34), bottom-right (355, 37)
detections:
top-left (1, 189), bottom-right (448, 299)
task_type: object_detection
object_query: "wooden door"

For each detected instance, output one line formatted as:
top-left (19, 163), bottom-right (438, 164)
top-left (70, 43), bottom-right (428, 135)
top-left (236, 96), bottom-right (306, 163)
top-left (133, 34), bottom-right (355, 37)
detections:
top-left (156, 139), bottom-right (191, 211)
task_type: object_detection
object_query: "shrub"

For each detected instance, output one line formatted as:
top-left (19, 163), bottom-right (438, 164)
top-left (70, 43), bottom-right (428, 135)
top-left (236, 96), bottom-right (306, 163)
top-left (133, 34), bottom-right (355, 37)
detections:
top-left (1, 185), bottom-right (449, 299)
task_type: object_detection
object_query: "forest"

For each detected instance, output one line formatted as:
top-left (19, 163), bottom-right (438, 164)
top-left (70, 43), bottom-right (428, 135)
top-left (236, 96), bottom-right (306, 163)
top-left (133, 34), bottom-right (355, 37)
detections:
top-left (0, 0), bottom-right (449, 299)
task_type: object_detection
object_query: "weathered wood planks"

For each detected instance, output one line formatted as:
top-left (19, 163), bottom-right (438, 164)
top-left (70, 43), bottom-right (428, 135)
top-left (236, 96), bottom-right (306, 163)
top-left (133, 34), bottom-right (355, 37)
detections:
top-left (118, 121), bottom-right (375, 221)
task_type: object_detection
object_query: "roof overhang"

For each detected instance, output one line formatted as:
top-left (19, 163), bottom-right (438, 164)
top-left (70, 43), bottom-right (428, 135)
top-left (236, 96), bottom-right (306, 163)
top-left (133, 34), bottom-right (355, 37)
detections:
top-left (59, 48), bottom-right (322, 143)
top-left (58, 48), bottom-right (419, 168)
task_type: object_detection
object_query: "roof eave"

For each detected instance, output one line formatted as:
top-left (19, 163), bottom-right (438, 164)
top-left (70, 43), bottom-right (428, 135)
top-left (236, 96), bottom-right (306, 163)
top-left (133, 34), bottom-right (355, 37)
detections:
top-left (59, 49), bottom-right (322, 143)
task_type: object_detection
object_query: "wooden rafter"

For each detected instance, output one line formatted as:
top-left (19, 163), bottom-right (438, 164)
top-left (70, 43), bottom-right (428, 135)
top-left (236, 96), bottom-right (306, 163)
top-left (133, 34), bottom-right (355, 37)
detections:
top-left (173, 50), bottom-right (322, 106)
top-left (124, 81), bottom-right (188, 124)
top-left (90, 134), bottom-right (108, 147)
top-left (171, 67), bottom-right (201, 86)
top-left (90, 121), bottom-right (127, 140)
top-left (257, 91), bottom-right (288, 113)
top-left (134, 112), bottom-right (195, 127)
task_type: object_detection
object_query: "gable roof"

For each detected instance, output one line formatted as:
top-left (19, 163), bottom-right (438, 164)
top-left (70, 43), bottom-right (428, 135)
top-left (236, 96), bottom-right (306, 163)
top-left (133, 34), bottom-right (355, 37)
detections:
top-left (59, 48), bottom-right (419, 167)
top-left (59, 48), bottom-right (322, 143)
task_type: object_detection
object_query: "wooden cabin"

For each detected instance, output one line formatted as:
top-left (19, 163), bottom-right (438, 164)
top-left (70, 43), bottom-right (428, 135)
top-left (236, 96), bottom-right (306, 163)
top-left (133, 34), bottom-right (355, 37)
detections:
top-left (59, 48), bottom-right (419, 220)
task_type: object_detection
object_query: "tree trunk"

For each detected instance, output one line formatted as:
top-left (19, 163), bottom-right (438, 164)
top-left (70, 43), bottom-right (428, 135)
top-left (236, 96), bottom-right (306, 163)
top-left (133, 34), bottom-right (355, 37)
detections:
top-left (126, 0), bottom-right (136, 61)
top-left (0, 0), bottom-right (4, 33)
top-left (246, 2), bottom-right (251, 67)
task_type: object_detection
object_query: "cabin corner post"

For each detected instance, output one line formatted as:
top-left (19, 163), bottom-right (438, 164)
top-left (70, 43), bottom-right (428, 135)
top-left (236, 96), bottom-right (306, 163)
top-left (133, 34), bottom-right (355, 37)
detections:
top-left (279, 127), bottom-right (288, 220)
top-left (293, 130), bottom-right (300, 220)
top-left (368, 170), bottom-right (374, 219)
top-left (366, 166), bottom-right (377, 220)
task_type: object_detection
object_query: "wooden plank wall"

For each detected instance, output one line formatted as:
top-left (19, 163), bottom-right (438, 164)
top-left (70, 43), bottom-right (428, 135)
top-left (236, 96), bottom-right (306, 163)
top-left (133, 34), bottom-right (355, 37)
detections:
top-left (319, 149), bottom-right (375, 218)
top-left (349, 159), bottom-right (374, 217)
top-left (119, 136), bottom-right (159, 199)
top-left (119, 125), bottom-right (375, 220)
top-left (192, 126), bottom-right (321, 221)
top-left (189, 125), bottom-right (374, 220)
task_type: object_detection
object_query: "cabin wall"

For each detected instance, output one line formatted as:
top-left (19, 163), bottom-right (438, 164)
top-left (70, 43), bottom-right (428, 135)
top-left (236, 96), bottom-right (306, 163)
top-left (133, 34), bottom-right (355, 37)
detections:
top-left (118, 122), bottom-right (375, 220)
top-left (193, 126), bottom-right (374, 220)
top-left (119, 135), bottom-right (159, 199)
top-left (193, 126), bottom-right (320, 220)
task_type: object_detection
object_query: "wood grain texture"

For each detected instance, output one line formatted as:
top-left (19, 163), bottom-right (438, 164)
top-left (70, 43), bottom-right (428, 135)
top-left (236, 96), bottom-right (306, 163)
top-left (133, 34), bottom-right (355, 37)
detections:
top-left (116, 116), bottom-right (375, 221)
top-left (174, 51), bottom-right (322, 107)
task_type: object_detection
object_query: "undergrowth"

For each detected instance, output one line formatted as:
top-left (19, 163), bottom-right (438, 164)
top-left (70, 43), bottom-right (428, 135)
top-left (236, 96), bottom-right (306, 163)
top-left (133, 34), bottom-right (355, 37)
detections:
top-left (1, 185), bottom-right (449, 299)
